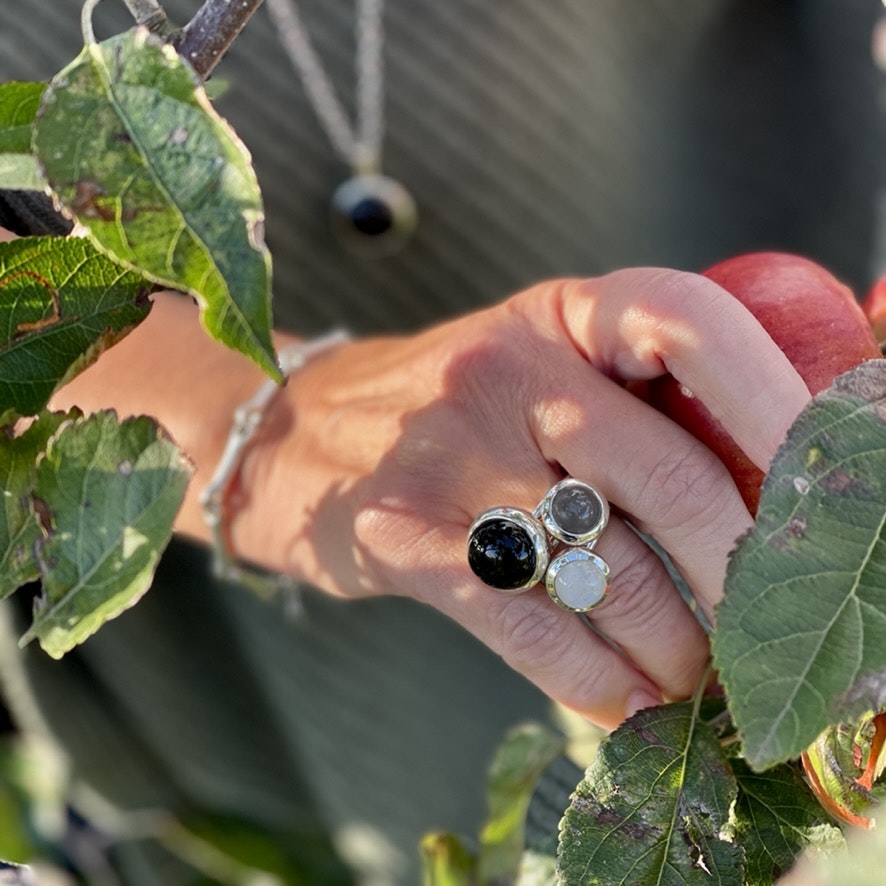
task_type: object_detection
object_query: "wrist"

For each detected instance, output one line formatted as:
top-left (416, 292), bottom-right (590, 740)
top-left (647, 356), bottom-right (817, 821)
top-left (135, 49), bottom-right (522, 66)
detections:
top-left (202, 330), bottom-right (350, 594)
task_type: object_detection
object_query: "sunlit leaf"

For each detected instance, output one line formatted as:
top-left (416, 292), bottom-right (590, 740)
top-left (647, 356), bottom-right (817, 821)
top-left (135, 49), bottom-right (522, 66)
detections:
top-left (0, 82), bottom-right (45, 190)
top-left (0, 236), bottom-right (151, 419)
top-left (420, 833), bottom-right (475, 886)
top-left (477, 723), bottom-right (564, 883)
top-left (800, 711), bottom-right (886, 829)
top-left (713, 360), bottom-right (886, 770)
top-left (21, 410), bottom-right (192, 658)
top-left (33, 27), bottom-right (279, 379)
top-left (419, 723), bottom-right (564, 886)
top-left (558, 702), bottom-right (743, 885)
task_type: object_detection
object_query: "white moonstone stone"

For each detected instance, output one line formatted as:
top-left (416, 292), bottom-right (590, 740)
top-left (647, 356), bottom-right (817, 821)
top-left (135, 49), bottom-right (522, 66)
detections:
top-left (553, 558), bottom-right (608, 610)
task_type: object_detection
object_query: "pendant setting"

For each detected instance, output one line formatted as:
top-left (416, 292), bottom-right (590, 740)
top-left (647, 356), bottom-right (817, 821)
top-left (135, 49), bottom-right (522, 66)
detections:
top-left (330, 173), bottom-right (417, 257)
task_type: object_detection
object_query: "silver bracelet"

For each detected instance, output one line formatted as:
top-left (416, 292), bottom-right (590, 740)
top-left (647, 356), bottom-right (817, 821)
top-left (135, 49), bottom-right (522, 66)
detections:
top-left (200, 329), bottom-right (351, 602)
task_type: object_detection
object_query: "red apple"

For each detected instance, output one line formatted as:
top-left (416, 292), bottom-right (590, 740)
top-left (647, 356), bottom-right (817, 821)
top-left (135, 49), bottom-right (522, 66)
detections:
top-left (862, 276), bottom-right (886, 348)
top-left (649, 252), bottom-right (880, 515)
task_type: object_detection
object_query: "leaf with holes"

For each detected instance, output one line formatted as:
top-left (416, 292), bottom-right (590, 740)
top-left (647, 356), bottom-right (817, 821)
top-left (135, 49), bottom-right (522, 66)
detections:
top-left (558, 702), bottom-right (744, 885)
top-left (33, 26), bottom-right (279, 379)
top-left (22, 410), bottom-right (192, 658)
top-left (713, 360), bottom-right (886, 770)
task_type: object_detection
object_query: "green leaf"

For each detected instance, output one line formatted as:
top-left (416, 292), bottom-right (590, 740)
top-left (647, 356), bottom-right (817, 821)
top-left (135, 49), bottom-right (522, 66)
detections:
top-left (0, 410), bottom-right (71, 598)
top-left (0, 82), bottom-right (45, 190)
top-left (477, 723), bottom-right (564, 883)
top-left (21, 410), bottom-right (192, 658)
top-left (420, 833), bottom-right (476, 886)
top-left (175, 811), bottom-right (355, 885)
top-left (0, 157), bottom-right (44, 194)
top-left (33, 27), bottom-right (280, 380)
top-left (801, 711), bottom-right (886, 828)
top-left (729, 760), bottom-right (844, 885)
top-left (0, 236), bottom-right (151, 419)
top-left (419, 723), bottom-right (564, 886)
top-left (558, 702), bottom-right (743, 886)
top-left (713, 360), bottom-right (886, 770)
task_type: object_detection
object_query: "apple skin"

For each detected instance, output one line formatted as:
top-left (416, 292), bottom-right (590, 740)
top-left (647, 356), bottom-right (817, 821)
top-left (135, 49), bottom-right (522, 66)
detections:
top-left (862, 276), bottom-right (886, 347)
top-left (648, 252), bottom-right (880, 515)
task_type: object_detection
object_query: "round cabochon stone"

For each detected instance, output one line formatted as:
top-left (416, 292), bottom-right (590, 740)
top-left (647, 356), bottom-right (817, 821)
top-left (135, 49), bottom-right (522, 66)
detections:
top-left (551, 485), bottom-right (602, 536)
top-left (468, 518), bottom-right (538, 590)
top-left (552, 557), bottom-right (608, 610)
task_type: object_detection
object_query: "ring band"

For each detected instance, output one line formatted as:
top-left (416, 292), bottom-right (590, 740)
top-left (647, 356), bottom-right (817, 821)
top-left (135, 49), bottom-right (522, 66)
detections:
top-left (467, 479), bottom-right (613, 611)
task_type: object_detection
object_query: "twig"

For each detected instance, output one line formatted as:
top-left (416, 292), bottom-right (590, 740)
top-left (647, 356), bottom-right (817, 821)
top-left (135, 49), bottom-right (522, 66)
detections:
top-left (123, 0), bottom-right (175, 36)
top-left (173, 0), bottom-right (266, 79)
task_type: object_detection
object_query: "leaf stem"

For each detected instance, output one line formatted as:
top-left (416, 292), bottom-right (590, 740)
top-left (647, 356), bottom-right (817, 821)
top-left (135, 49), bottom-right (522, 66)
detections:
top-left (81, 0), bottom-right (101, 45)
top-left (172, 0), bottom-right (266, 79)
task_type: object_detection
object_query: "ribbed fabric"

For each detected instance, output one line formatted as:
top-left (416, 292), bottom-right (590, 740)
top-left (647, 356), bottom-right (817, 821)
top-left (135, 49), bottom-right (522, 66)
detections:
top-left (0, 2), bottom-right (884, 884)
top-left (3, 1), bottom-right (884, 335)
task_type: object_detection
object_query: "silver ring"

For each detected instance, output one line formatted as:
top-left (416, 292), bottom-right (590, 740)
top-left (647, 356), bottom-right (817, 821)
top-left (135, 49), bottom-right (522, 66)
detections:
top-left (467, 479), bottom-right (613, 611)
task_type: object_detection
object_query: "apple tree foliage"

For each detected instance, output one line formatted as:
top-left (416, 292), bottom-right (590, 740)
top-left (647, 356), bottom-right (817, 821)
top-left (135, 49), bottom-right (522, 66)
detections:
top-left (0, 1), bottom-right (883, 883)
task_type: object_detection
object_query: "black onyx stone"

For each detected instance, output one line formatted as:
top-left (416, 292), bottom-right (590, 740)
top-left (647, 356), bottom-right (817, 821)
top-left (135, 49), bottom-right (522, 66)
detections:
top-left (468, 518), bottom-right (538, 590)
top-left (349, 196), bottom-right (395, 236)
top-left (551, 486), bottom-right (602, 535)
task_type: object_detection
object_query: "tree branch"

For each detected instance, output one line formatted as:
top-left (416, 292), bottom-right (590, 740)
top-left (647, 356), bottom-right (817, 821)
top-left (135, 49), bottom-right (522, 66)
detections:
top-left (172, 0), bottom-right (266, 79)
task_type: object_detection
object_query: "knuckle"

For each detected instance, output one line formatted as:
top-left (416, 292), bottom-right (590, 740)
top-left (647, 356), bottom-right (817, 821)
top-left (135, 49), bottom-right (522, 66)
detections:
top-left (635, 445), bottom-right (728, 529)
top-left (496, 594), bottom-right (620, 712)
top-left (604, 547), bottom-right (670, 626)
top-left (448, 306), bottom-right (552, 409)
top-left (497, 594), bottom-right (572, 675)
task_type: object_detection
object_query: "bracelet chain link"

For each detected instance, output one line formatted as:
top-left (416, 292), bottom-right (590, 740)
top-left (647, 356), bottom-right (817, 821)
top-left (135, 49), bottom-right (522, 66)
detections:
top-left (200, 329), bottom-right (351, 603)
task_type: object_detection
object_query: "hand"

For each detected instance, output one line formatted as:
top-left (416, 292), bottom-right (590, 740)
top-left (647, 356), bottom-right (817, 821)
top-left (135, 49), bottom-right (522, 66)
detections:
top-left (231, 269), bottom-right (810, 728)
top-left (52, 269), bottom-right (810, 730)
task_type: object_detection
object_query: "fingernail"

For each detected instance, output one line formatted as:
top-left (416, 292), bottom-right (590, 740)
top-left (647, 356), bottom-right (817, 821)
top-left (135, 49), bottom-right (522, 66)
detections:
top-left (625, 689), bottom-right (663, 720)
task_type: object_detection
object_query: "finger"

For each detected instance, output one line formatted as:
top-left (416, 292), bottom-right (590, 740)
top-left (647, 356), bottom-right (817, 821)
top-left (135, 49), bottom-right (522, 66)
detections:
top-left (442, 448), bottom-right (711, 698)
top-left (402, 523), bottom-right (667, 729)
top-left (361, 483), bottom-right (708, 723)
top-left (585, 517), bottom-right (710, 699)
top-left (518, 270), bottom-right (812, 471)
top-left (525, 355), bottom-right (751, 614)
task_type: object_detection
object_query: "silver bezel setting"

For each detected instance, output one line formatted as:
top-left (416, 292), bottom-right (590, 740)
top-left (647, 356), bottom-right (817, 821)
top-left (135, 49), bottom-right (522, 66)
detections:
top-left (545, 548), bottom-right (612, 612)
top-left (535, 478), bottom-right (609, 547)
top-left (467, 507), bottom-right (550, 592)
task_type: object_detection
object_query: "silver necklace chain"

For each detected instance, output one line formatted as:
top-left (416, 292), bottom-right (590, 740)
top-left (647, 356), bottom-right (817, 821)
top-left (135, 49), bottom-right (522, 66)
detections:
top-left (265, 0), bottom-right (385, 174)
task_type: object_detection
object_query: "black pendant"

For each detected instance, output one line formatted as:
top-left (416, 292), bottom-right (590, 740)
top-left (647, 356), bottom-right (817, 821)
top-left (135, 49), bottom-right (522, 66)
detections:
top-left (330, 173), bottom-right (417, 257)
top-left (468, 517), bottom-right (540, 591)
